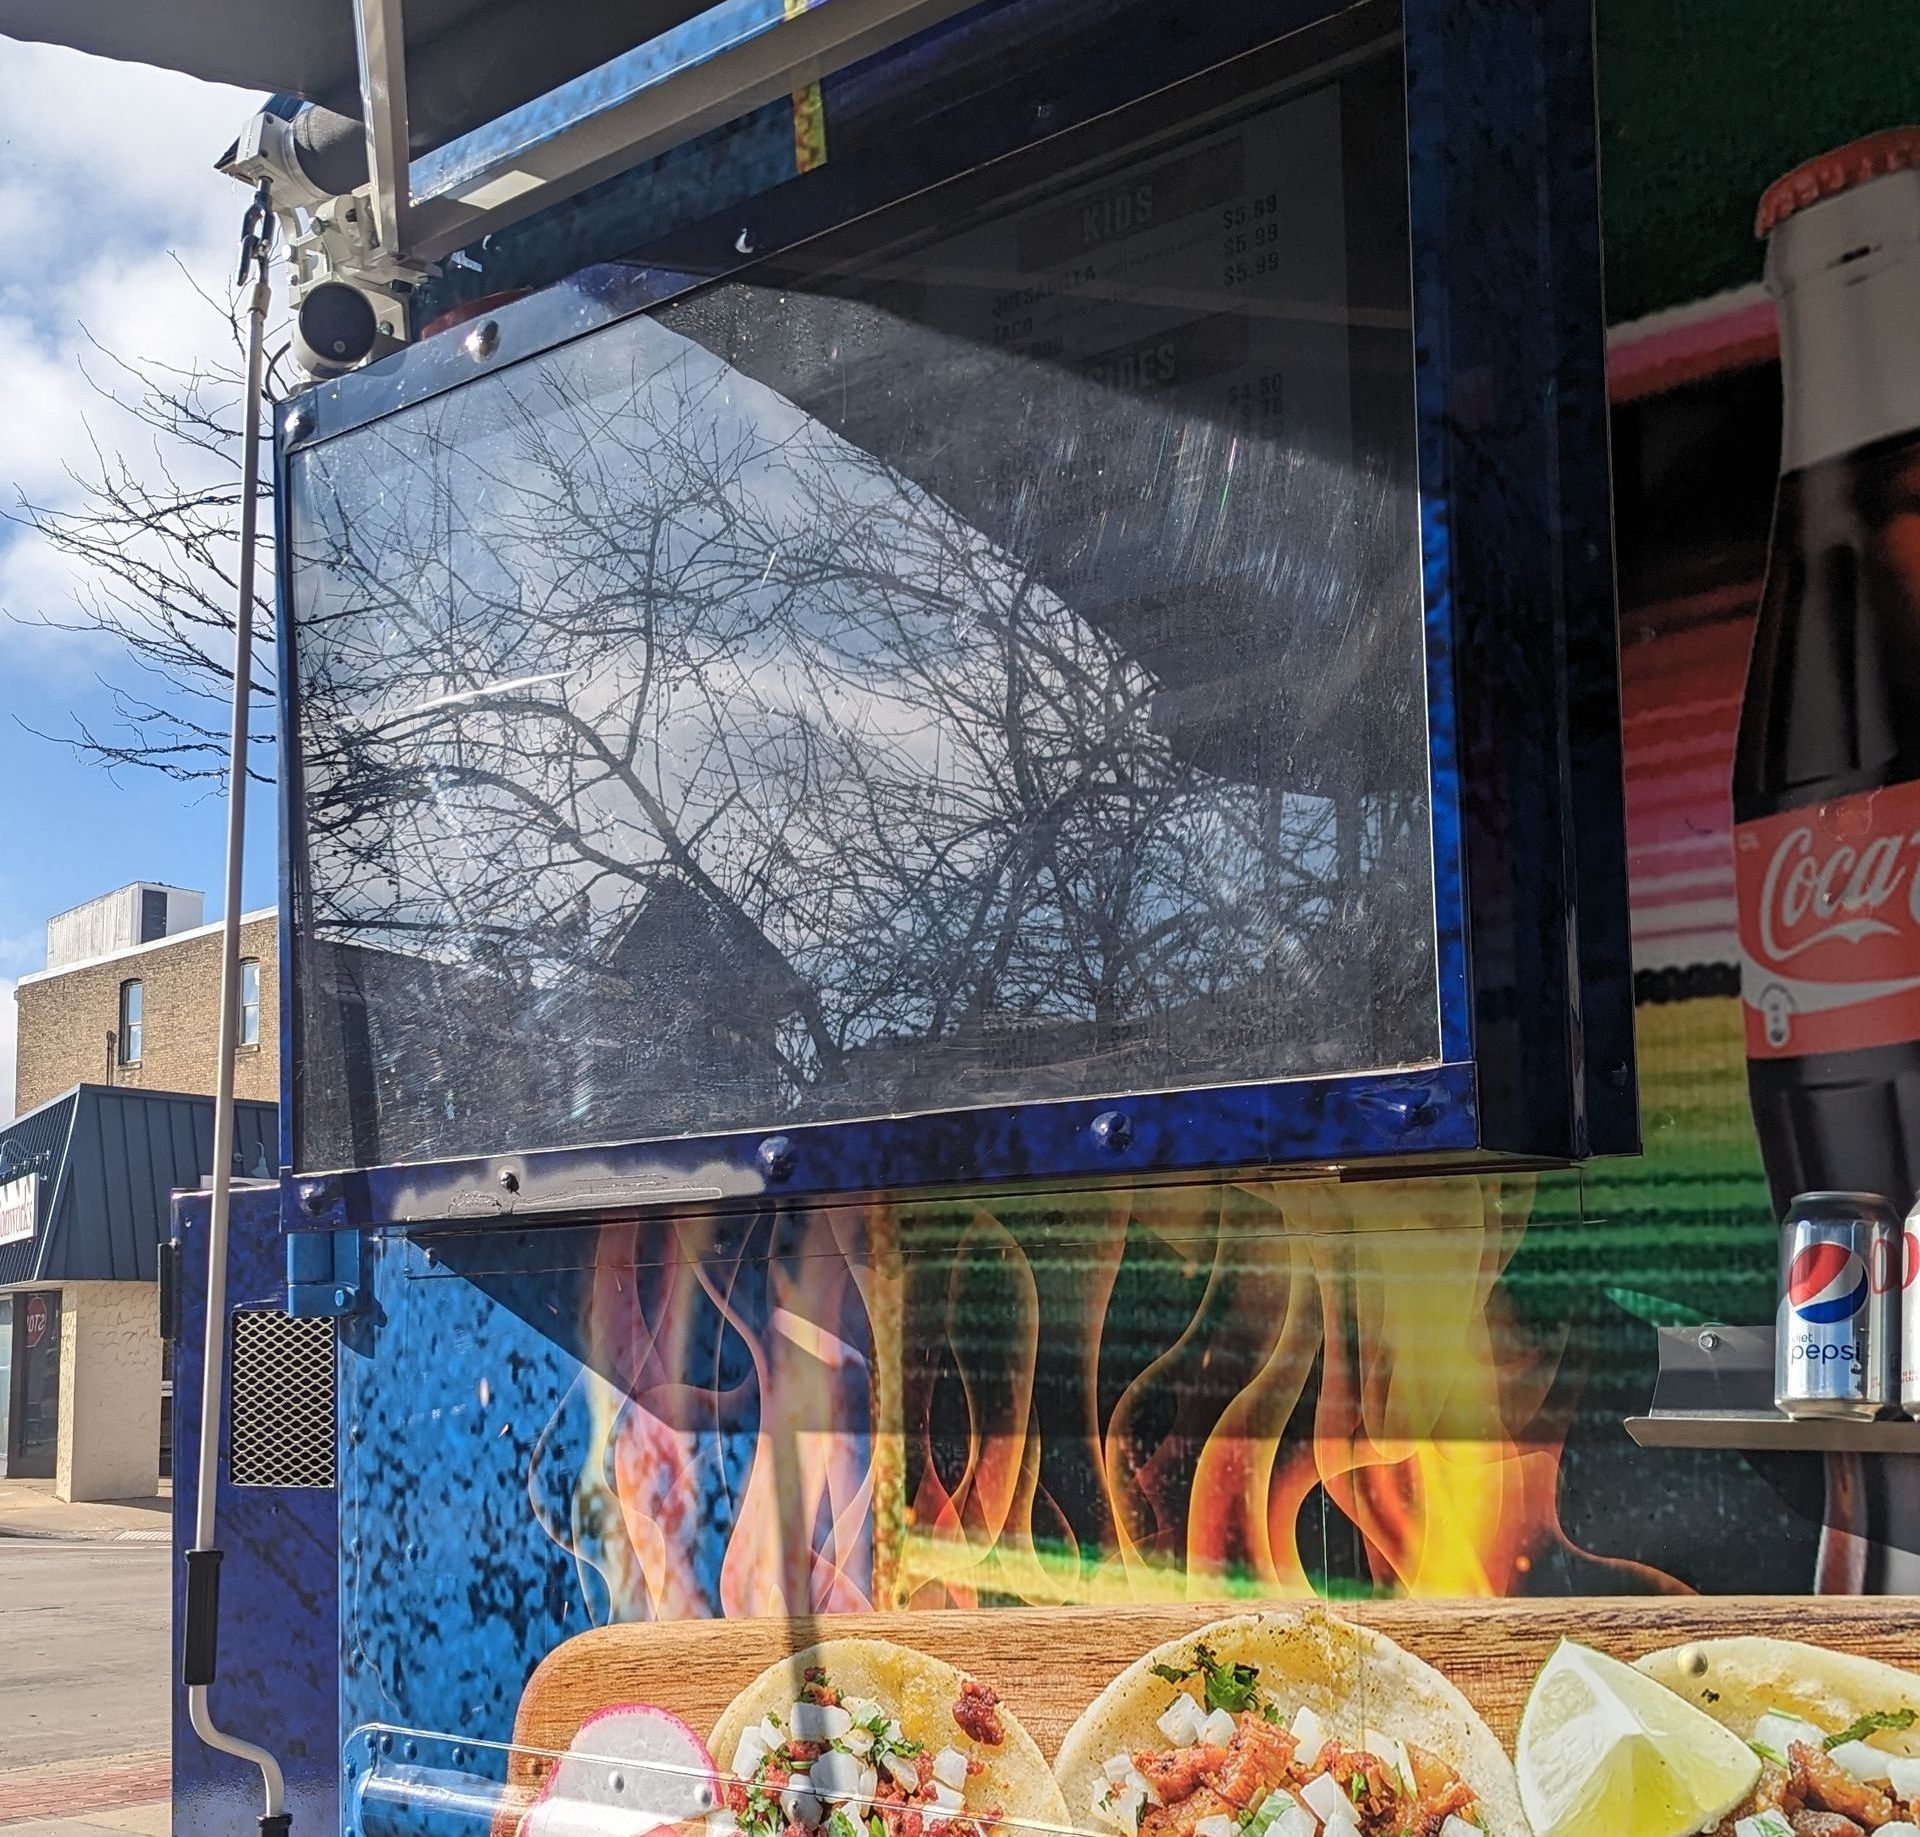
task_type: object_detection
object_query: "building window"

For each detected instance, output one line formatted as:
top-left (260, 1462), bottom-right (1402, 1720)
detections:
top-left (118, 979), bottom-right (143, 1064)
top-left (240, 958), bottom-right (261, 1047)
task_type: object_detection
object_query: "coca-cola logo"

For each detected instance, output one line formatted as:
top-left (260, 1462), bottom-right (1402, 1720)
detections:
top-left (1736, 785), bottom-right (1920, 1060)
top-left (1755, 821), bottom-right (1915, 964)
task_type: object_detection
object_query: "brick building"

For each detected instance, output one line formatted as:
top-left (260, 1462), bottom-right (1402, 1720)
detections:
top-left (2, 885), bottom-right (278, 1499)
top-left (14, 885), bottom-right (277, 1116)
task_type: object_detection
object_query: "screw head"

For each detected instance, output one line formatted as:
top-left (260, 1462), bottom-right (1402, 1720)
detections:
top-left (332, 1286), bottom-right (350, 1310)
top-left (1090, 1110), bottom-right (1132, 1152)
top-left (498, 1167), bottom-right (520, 1193)
top-left (1697, 1329), bottom-right (1721, 1352)
top-left (757, 1135), bottom-right (797, 1182)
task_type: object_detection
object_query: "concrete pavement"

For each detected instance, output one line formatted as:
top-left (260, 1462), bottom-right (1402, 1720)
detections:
top-left (0, 1538), bottom-right (170, 1834)
top-left (0, 1481), bottom-right (169, 1545)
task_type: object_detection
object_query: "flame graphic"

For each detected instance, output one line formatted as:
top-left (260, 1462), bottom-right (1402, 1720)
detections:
top-left (551, 1176), bottom-right (1681, 1620)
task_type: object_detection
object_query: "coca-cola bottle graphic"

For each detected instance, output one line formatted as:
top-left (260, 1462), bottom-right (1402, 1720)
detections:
top-left (1736, 129), bottom-right (1920, 1216)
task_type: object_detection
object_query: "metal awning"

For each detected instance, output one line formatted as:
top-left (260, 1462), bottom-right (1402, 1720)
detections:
top-left (0, 0), bottom-right (981, 273)
top-left (0, 0), bottom-right (717, 160)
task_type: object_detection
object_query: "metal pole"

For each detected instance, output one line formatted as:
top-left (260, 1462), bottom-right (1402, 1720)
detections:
top-left (185, 185), bottom-right (289, 1833)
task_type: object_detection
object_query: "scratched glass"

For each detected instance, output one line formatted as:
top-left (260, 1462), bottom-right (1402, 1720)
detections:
top-left (285, 38), bottom-right (1435, 1171)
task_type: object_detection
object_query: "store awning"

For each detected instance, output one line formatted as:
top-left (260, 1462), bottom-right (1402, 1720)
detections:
top-left (0, 1084), bottom-right (276, 1288)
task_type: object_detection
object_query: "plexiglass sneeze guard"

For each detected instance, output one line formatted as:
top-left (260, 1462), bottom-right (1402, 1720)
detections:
top-left (278, 0), bottom-right (1632, 1227)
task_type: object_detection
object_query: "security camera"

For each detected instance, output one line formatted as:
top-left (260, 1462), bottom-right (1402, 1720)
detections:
top-left (293, 281), bottom-right (401, 378)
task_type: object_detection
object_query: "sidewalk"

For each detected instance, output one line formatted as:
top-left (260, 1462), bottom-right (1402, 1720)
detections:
top-left (0, 1479), bottom-right (171, 1543)
top-left (0, 1753), bottom-right (169, 1837)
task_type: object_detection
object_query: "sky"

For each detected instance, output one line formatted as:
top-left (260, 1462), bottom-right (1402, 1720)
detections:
top-left (0, 40), bottom-right (274, 1119)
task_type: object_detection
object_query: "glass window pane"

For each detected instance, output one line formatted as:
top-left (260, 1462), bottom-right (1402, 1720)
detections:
top-left (119, 980), bottom-right (142, 1065)
top-left (240, 959), bottom-right (261, 1047)
top-left (288, 30), bottom-right (1437, 1171)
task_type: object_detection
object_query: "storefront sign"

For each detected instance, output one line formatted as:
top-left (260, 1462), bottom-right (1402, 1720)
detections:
top-left (0, 1173), bottom-right (36, 1248)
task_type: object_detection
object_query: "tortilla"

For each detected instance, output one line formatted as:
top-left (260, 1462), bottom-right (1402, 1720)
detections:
top-left (1637, 1636), bottom-right (1920, 1756)
top-left (710, 1638), bottom-right (1069, 1828)
top-left (1053, 1608), bottom-right (1526, 1837)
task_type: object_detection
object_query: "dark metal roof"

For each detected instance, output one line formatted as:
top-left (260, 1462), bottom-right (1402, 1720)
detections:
top-left (0, 0), bottom-right (721, 160)
top-left (0, 1085), bottom-right (276, 1288)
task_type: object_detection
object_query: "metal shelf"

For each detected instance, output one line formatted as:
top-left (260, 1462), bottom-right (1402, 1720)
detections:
top-left (1626, 1412), bottom-right (1920, 1454)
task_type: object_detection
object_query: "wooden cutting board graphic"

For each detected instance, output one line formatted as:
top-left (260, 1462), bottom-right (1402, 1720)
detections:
top-left (504, 1595), bottom-right (1920, 1801)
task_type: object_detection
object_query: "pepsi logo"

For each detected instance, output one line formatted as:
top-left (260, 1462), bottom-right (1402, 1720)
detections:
top-left (1788, 1240), bottom-right (1870, 1323)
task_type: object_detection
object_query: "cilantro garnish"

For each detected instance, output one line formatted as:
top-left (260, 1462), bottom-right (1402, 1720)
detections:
top-left (1347, 1774), bottom-right (1367, 1805)
top-left (1825, 1708), bottom-right (1918, 1750)
top-left (870, 1818), bottom-right (887, 1837)
top-left (1149, 1643), bottom-right (1263, 1716)
top-left (1749, 1741), bottom-right (1786, 1768)
top-left (827, 1810), bottom-right (861, 1837)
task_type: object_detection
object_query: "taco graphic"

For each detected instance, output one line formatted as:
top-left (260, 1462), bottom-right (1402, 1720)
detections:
top-left (709, 1639), bottom-right (1069, 1837)
top-left (1054, 1609), bottom-right (1523, 1837)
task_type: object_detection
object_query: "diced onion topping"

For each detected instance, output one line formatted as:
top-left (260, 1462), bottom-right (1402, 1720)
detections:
top-left (1157, 1696), bottom-right (1206, 1747)
top-left (1300, 1774), bottom-right (1351, 1826)
top-left (1199, 1709), bottom-right (1238, 1748)
top-left (791, 1704), bottom-right (855, 1742)
top-left (1829, 1740), bottom-right (1894, 1783)
top-left (1288, 1707), bottom-right (1327, 1772)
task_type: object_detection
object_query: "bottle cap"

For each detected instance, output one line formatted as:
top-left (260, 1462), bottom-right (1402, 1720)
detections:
top-left (1757, 127), bottom-right (1920, 237)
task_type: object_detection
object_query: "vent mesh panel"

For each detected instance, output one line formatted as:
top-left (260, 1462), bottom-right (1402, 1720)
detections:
top-left (229, 1309), bottom-right (336, 1488)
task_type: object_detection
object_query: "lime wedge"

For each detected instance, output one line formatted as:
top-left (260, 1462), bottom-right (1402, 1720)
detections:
top-left (1517, 1640), bottom-right (1760, 1837)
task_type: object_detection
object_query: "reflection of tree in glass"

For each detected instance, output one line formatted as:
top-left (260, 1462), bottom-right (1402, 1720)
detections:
top-left (291, 311), bottom-right (1430, 1156)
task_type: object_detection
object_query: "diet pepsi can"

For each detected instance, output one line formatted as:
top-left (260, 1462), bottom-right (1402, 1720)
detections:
top-left (1776, 1191), bottom-right (1899, 1419)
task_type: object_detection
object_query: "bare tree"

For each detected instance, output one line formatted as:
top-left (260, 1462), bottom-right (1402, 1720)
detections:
top-left (4, 283), bottom-right (276, 783)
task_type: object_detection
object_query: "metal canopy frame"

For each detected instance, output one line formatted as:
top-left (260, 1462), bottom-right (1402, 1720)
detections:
top-left (351, 0), bottom-right (988, 268)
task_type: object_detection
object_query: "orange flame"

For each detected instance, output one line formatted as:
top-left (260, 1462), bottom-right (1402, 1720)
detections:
top-left (559, 1176), bottom-right (1681, 1622)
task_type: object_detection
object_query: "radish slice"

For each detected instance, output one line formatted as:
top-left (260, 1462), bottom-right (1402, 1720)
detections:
top-left (523, 1704), bottom-right (719, 1837)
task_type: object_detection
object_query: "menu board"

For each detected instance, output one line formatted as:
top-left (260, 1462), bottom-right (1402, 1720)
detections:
top-left (289, 43), bottom-right (1435, 1171)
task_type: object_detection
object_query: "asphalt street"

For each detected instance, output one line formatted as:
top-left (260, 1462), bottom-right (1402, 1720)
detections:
top-left (0, 1541), bottom-right (169, 1769)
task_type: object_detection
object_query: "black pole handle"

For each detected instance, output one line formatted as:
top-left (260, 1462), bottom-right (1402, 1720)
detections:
top-left (182, 1547), bottom-right (223, 1687)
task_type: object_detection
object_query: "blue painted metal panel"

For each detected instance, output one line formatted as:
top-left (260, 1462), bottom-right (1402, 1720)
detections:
top-left (171, 1184), bottom-right (339, 1837)
top-left (336, 1232), bottom-right (592, 1751)
top-left (1402, 0), bottom-right (1636, 1160)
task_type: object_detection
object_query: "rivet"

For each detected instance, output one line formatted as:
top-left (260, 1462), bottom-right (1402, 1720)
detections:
top-left (498, 1168), bottom-right (520, 1194)
top-left (1090, 1110), bottom-right (1132, 1152)
top-left (403, 1741), bottom-right (418, 1761)
top-left (332, 1287), bottom-right (349, 1309)
top-left (463, 319), bottom-right (500, 361)
top-left (283, 405), bottom-right (316, 441)
top-left (757, 1135), bottom-right (797, 1182)
top-left (1698, 1330), bottom-right (1721, 1353)
top-left (299, 1180), bottom-right (330, 1216)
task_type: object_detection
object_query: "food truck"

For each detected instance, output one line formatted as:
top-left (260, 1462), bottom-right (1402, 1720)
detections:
top-left (6, 0), bottom-right (1920, 1833)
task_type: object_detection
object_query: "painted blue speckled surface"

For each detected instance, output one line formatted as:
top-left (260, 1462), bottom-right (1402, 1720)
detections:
top-left (172, 1185), bottom-right (339, 1837)
top-left (278, 0), bottom-right (1629, 1207)
top-left (337, 1232), bottom-right (609, 1752)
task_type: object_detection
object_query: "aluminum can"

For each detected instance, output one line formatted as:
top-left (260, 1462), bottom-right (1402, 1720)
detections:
top-left (1903, 1194), bottom-right (1920, 1416)
top-left (1775, 1190), bottom-right (1899, 1419)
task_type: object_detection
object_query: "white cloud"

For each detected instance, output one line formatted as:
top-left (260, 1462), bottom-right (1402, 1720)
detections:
top-left (0, 41), bottom-right (255, 670)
